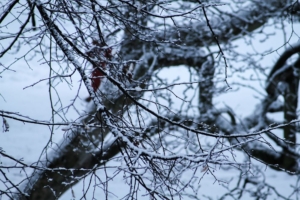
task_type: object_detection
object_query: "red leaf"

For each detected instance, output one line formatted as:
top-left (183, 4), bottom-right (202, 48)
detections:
top-left (91, 68), bottom-right (104, 91)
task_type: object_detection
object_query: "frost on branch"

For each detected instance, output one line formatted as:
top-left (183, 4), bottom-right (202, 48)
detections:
top-left (1, 0), bottom-right (300, 200)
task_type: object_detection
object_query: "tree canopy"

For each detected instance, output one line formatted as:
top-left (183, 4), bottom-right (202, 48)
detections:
top-left (1, 0), bottom-right (300, 199)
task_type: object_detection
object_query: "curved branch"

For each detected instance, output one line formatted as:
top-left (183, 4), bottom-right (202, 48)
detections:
top-left (154, 0), bottom-right (294, 46)
top-left (0, 3), bottom-right (35, 58)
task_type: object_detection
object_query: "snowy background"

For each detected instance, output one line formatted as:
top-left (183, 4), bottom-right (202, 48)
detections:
top-left (1, 54), bottom-right (299, 200)
top-left (1, 1), bottom-right (300, 199)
